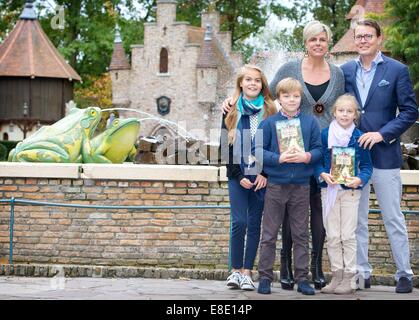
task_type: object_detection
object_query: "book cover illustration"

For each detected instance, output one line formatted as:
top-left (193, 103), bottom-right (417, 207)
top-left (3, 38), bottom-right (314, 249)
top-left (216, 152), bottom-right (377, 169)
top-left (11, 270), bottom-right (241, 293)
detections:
top-left (331, 146), bottom-right (355, 184)
top-left (275, 118), bottom-right (305, 154)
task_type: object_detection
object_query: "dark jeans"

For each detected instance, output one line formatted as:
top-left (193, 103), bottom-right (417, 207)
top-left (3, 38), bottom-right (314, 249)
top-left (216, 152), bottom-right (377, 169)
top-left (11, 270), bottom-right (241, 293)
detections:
top-left (258, 183), bottom-right (310, 282)
top-left (282, 176), bottom-right (325, 259)
top-left (228, 178), bottom-right (264, 270)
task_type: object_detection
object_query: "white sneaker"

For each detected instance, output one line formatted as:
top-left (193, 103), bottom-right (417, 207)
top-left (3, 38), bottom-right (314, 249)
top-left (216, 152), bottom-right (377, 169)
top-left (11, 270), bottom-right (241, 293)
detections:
top-left (226, 271), bottom-right (242, 289)
top-left (240, 275), bottom-right (256, 291)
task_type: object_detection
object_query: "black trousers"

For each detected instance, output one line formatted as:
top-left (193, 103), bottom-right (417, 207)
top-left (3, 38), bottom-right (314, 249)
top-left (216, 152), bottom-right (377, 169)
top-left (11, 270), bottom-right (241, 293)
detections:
top-left (282, 176), bottom-right (325, 258)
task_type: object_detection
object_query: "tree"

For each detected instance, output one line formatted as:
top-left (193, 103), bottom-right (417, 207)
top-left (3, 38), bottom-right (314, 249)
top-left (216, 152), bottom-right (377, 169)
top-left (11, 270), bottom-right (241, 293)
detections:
top-left (0, 0), bottom-right (26, 41)
top-left (265, 0), bottom-right (356, 53)
top-left (377, 0), bottom-right (419, 93)
top-left (39, 1), bottom-right (121, 87)
top-left (312, 0), bottom-right (356, 44)
top-left (175, 0), bottom-right (291, 61)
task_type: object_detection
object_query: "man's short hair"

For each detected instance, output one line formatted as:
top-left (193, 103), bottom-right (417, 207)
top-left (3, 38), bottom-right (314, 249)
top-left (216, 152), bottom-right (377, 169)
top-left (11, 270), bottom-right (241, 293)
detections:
top-left (355, 19), bottom-right (382, 37)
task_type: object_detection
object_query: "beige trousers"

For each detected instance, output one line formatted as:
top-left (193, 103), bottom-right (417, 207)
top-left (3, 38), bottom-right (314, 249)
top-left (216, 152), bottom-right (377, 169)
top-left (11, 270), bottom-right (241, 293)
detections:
top-left (321, 188), bottom-right (361, 273)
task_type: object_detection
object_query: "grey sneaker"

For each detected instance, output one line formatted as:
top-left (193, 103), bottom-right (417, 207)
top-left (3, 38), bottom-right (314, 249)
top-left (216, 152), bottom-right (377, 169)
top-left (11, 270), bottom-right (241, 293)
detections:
top-left (240, 275), bottom-right (256, 291)
top-left (226, 271), bottom-right (242, 289)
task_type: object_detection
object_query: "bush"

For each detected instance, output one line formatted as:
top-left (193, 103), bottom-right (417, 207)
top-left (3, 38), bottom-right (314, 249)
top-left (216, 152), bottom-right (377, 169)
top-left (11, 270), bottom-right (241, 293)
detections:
top-left (0, 140), bottom-right (19, 161)
top-left (0, 143), bottom-right (8, 161)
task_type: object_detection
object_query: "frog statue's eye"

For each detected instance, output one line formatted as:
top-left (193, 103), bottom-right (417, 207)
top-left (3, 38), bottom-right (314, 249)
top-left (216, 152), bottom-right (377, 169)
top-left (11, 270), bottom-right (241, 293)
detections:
top-left (113, 119), bottom-right (119, 127)
top-left (90, 110), bottom-right (97, 117)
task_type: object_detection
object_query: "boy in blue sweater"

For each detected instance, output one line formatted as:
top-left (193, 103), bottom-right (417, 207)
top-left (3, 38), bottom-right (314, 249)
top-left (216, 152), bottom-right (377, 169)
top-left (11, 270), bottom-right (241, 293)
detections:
top-left (255, 78), bottom-right (322, 295)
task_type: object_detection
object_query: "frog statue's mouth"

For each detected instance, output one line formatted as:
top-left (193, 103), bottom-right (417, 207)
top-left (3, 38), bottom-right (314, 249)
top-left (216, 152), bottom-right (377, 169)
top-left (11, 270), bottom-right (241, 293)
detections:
top-left (107, 118), bottom-right (140, 143)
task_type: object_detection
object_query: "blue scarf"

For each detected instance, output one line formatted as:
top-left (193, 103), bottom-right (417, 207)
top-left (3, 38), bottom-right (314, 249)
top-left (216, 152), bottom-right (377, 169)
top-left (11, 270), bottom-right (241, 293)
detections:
top-left (235, 93), bottom-right (265, 128)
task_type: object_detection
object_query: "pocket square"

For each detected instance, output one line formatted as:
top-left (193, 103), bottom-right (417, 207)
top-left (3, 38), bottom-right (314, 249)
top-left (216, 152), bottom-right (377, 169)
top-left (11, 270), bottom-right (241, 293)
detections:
top-left (378, 79), bottom-right (389, 87)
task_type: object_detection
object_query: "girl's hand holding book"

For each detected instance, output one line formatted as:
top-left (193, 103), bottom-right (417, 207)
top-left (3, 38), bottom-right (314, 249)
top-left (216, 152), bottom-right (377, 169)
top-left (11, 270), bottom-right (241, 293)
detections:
top-left (320, 172), bottom-right (337, 185)
top-left (344, 176), bottom-right (362, 189)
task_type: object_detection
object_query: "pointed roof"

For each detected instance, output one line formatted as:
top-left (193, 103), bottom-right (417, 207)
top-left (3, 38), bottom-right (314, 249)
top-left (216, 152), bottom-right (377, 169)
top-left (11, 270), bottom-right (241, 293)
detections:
top-left (0, 1), bottom-right (81, 81)
top-left (332, 0), bottom-right (387, 55)
top-left (109, 25), bottom-right (130, 71)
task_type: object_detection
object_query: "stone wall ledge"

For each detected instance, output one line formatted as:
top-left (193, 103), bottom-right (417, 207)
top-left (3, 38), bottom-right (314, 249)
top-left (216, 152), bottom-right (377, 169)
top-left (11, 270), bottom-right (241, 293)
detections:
top-left (0, 162), bottom-right (80, 179)
top-left (81, 164), bottom-right (219, 181)
top-left (1, 163), bottom-right (418, 185)
top-left (0, 264), bottom-right (417, 288)
top-left (0, 163), bottom-right (219, 182)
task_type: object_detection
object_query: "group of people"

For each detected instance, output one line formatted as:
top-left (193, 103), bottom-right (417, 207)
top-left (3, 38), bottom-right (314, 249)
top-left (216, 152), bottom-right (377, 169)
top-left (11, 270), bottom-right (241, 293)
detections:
top-left (221, 19), bottom-right (417, 295)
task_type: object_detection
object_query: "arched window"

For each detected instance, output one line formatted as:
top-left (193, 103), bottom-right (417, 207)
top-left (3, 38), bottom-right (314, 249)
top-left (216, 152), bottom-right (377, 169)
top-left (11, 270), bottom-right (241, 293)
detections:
top-left (3, 132), bottom-right (9, 141)
top-left (159, 48), bottom-right (168, 73)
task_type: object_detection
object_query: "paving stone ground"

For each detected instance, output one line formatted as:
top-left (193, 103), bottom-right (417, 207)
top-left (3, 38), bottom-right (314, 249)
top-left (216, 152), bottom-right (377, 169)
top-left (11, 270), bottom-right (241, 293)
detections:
top-left (0, 276), bottom-right (417, 300)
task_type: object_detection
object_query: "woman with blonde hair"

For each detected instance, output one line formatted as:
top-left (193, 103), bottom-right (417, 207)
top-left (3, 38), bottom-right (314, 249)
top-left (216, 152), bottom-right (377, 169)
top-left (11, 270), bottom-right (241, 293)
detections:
top-left (222, 64), bottom-right (276, 290)
top-left (266, 20), bottom-right (346, 290)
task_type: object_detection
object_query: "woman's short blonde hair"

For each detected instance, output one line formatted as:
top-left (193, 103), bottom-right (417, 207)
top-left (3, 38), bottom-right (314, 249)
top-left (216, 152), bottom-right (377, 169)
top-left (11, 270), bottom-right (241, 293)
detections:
top-left (303, 20), bottom-right (333, 43)
top-left (276, 77), bottom-right (303, 97)
top-left (332, 94), bottom-right (361, 120)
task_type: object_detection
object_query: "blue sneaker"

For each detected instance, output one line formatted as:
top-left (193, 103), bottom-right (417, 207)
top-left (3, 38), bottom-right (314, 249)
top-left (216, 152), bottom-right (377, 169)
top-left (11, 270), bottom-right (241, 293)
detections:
top-left (257, 278), bottom-right (272, 294)
top-left (297, 280), bottom-right (315, 295)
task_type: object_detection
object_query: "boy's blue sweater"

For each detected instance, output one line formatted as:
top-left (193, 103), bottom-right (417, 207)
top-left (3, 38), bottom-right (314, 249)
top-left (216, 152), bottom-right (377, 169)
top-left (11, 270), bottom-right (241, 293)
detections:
top-left (255, 112), bottom-right (322, 185)
top-left (314, 127), bottom-right (373, 189)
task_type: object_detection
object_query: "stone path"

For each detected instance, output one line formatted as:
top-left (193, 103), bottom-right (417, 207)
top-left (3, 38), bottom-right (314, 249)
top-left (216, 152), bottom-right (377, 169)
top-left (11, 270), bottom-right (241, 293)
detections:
top-left (0, 276), bottom-right (417, 300)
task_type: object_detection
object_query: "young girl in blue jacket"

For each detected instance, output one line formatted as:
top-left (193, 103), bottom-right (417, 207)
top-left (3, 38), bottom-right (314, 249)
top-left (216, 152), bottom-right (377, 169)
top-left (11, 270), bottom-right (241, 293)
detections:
top-left (222, 65), bottom-right (276, 290)
top-left (315, 94), bottom-right (372, 294)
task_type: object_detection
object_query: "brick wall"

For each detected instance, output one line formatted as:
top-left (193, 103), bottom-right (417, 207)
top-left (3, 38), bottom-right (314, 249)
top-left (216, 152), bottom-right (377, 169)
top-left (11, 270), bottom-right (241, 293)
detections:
top-left (0, 164), bottom-right (418, 276)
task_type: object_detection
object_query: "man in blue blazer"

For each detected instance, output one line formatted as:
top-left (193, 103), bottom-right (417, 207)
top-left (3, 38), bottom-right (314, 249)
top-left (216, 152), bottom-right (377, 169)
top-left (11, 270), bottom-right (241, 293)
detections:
top-left (341, 19), bottom-right (418, 293)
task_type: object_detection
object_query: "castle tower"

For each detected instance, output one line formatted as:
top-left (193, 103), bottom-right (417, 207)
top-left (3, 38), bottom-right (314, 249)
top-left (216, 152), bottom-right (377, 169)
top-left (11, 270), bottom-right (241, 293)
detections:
top-left (109, 24), bottom-right (131, 107)
top-left (196, 25), bottom-right (218, 104)
top-left (156, 0), bottom-right (177, 26)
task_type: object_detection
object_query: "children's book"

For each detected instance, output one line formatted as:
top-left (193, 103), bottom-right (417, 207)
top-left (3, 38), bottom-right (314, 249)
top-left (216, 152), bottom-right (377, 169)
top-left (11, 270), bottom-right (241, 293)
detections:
top-left (331, 146), bottom-right (355, 184)
top-left (275, 118), bottom-right (305, 154)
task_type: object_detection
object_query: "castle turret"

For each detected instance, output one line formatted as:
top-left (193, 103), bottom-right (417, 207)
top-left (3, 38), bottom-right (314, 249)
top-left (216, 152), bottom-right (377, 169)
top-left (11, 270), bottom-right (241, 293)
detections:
top-left (156, 0), bottom-right (177, 26)
top-left (201, 9), bottom-right (220, 34)
top-left (109, 25), bottom-right (131, 107)
top-left (196, 24), bottom-right (218, 103)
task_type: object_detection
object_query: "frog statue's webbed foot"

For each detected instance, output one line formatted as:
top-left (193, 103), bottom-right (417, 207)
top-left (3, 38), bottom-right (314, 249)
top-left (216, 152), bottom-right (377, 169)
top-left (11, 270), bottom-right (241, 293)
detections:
top-left (85, 154), bottom-right (113, 164)
top-left (127, 146), bottom-right (137, 162)
top-left (15, 143), bottom-right (71, 163)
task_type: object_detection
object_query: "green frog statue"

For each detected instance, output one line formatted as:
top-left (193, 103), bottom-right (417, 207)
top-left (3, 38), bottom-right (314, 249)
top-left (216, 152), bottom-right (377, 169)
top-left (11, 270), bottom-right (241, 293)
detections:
top-left (8, 104), bottom-right (140, 164)
top-left (9, 106), bottom-right (102, 163)
top-left (83, 117), bottom-right (140, 163)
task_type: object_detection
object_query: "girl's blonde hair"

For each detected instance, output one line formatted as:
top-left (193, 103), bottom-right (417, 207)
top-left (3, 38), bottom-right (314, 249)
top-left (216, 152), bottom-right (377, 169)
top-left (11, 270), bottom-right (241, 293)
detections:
top-left (332, 94), bottom-right (361, 120)
top-left (303, 20), bottom-right (333, 43)
top-left (275, 77), bottom-right (303, 97)
top-left (225, 64), bottom-right (276, 144)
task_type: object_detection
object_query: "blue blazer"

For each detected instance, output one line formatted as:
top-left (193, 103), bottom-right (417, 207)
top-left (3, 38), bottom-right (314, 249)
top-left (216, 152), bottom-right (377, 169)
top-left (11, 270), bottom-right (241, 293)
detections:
top-left (341, 54), bottom-right (418, 169)
top-left (314, 127), bottom-right (373, 189)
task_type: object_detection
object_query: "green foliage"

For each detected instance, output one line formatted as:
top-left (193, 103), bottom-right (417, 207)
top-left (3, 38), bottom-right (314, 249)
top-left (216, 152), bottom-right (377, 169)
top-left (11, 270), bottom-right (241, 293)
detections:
top-left (0, 143), bottom-right (8, 161)
top-left (38, 1), bottom-right (118, 88)
top-left (0, 141), bottom-right (19, 161)
top-left (376, 0), bottom-right (419, 93)
top-left (268, 0), bottom-right (356, 51)
top-left (0, 0), bottom-right (25, 42)
top-left (312, 0), bottom-right (356, 44)
top-left (176, 0), bottom-right (291, 57)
